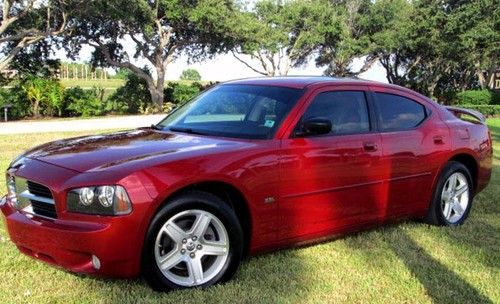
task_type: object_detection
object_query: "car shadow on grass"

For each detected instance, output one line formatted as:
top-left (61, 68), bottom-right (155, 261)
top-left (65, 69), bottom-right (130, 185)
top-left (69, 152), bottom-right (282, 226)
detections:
top-left (344, 225), bottom-right (494, 304)
top-left (388, 229), bottom-right (492, 304)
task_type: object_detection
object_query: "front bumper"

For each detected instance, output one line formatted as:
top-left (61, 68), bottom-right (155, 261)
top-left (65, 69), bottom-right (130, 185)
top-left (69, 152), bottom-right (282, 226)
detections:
top-left (0, 158), bottom-right (153, 278)
top-left (1, 199), bottom-right (140, 278)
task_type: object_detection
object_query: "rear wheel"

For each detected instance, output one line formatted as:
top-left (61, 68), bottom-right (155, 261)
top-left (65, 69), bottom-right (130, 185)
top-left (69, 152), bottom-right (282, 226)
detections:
top-left (142, 191), bottom-right (243, 291)
top-left (426, 161), bottom-right (473, 226)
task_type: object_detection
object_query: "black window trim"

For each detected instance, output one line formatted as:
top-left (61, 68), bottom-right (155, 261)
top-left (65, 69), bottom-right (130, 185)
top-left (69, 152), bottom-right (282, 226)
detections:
top-left (292, 89), bottom-right (376, 138)
top-left (369, 91), bottom-right (432, 133)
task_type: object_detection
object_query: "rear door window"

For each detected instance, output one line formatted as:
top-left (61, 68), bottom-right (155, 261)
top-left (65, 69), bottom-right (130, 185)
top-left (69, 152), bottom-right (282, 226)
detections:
top-left (373, 93), bottom-right (426, 131)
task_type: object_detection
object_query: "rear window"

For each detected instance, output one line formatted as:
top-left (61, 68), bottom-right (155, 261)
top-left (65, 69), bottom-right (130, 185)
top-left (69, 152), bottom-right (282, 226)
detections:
top-left (373, 93), bottom-right (426, 131)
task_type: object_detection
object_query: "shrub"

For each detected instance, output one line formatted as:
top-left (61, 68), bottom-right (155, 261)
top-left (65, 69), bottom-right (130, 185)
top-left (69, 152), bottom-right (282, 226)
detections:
top-left (459, 105), bottom-right (500, 117)
top-left (455, 90), bottom-right (500, 106)
top-left (64, 87), bottom-right (103, 117)
top-left (172, 82), bottom-right (201, 104)
top-left (107, 72), bottom-right (151, 114)
top-left (21, 77), bottom-right (64, 118)
top-left (0, 86), bottom-right (30, 120)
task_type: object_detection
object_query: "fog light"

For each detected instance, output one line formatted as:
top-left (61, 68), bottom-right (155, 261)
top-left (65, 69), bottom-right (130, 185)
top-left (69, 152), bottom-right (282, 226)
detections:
top-left (92, 255), bottom-right (101, 270)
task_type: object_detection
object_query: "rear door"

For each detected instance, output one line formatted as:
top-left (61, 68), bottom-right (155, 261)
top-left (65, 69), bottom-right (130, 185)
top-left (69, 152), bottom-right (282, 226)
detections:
top-left (279, 86), bottom-right (384, 240)
top-left (370, 87), bottom-right (446, 217)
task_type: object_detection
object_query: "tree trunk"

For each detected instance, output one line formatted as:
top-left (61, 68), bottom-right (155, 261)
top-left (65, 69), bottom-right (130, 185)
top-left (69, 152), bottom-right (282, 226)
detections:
top-left (149, 87), bottom-right (164, 111)
top-left (33, 100), bottom-right (40, 118)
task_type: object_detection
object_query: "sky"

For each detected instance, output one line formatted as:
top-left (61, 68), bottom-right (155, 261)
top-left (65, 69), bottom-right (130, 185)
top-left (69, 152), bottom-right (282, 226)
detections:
top-left (55, 38), bottom-right (389, 83)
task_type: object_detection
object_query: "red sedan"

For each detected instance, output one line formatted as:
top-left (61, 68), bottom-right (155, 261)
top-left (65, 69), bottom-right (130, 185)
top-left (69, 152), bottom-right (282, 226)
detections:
top-left (1, 77), bottom-right (492, 291)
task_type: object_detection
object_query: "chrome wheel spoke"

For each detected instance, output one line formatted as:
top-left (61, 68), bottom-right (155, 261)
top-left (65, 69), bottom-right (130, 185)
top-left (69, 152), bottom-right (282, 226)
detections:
top-left (442, 192), bottom-right (451, 202)
top-left (201, 240), bottom-right (228, 256)
top-left (158, 250), bottom-right (183, 271)
top-left (448, 174), bottom-right (458, 192)
top-left (190, 213), bottom-right (212, 237)
top-left (455, 184), bottom-right (468, 197)
top-left (452, 203), bottom-right (464, 216)
top-left (163, 222), bottom-right (187, 243)
top-left (443, 202), bottom-right (453, 219)
top-left (187, 257), bottom-right (204, 285)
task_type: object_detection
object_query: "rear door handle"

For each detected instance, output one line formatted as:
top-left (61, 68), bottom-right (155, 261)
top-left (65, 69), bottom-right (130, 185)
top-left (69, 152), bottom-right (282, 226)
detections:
top-left (363, 142), bottom-right (378, 152)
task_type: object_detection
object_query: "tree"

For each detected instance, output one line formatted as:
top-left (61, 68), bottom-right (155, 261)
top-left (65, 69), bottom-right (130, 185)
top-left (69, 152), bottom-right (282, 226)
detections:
top-left (368, 0), bottom-right (498, 99)
top-left (451, 0), bottom-right (499, 89)
top-left (230, 0), bottom-right (322, 76)
top-left (0, 0), bottom-right (73, 71)
top-left (180, 68), bottom-right (201, 81)
top-left (66, 0), bottom-right (236, 110)
top-left (314, 0), bottom-right (379, 77)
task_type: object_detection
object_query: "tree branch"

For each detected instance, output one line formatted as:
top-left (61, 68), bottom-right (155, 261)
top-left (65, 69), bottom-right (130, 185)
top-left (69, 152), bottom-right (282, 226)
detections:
top-left (231, 50), bottom-right (268, 75)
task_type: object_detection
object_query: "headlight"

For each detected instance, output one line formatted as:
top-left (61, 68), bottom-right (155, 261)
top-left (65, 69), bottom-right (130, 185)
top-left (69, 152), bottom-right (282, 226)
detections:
top-left (67, 185), bottom-right (132, 215)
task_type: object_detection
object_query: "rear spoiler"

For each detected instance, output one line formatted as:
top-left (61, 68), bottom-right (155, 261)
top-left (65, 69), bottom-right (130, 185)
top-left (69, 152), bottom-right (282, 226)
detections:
top-left (444, 106), bottom-right (486, 123)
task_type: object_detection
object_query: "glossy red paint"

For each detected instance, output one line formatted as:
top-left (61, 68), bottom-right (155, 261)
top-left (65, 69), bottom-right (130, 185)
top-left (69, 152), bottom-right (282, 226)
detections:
top-left (1, 77), bottom-right (492, 278)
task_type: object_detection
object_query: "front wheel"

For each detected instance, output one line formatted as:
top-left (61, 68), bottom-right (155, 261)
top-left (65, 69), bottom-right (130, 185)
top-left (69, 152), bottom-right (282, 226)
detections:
top-left (426, 161), bottom-right (473, 226)
top-left (142, 191), bottom-right (243, 291)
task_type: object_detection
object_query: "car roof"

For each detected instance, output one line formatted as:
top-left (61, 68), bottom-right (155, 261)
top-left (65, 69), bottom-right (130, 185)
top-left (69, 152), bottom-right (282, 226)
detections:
top-left (222, 76), bottom-right (375, 89)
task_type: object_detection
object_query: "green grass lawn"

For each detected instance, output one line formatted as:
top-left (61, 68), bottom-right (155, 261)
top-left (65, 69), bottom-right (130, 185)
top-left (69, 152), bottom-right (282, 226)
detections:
top-left (0, 120), bottom-right (499, 303)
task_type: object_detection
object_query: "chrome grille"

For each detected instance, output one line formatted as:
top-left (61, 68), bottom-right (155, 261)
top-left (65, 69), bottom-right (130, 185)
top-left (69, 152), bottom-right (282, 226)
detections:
top-left (14, 177), bottom-right (57, 219)
top-left (31, 200), bottom-right (57, 218)
top-left (27, 181), bottom-right (53, 199)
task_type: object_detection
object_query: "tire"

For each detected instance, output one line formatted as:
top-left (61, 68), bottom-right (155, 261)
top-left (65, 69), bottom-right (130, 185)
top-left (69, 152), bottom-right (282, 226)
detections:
top-left (142, 190), bottom-right (243, 291)
top-left (426, 161), bottom-right (474, 226)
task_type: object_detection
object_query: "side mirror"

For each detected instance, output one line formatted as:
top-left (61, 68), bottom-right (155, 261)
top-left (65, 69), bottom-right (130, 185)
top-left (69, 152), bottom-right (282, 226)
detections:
top-left (298, 117), bottom-right (332, 136)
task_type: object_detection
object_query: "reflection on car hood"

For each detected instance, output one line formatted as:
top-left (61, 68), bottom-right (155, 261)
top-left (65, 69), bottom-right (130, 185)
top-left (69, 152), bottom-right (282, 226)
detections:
top-left (23, 129), bottom-right (248, 172)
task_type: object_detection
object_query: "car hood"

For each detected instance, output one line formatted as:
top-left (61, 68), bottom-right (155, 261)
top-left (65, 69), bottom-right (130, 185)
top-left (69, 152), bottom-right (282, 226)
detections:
top-left (23, 129), bottom-right (249, 173)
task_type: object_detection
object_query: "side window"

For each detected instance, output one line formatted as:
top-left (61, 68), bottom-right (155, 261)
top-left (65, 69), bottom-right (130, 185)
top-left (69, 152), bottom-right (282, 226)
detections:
top-left (301, 91), bottom-right (370, 135)
top-left (374, 93), bottom-right (426, 131)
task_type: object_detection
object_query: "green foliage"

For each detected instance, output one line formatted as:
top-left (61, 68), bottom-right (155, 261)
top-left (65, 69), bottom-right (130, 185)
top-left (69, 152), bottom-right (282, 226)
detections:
top-left (64, 87), bottom-right (103, 117)
top-left (369, 0), bottom-right (499, 98)
top-left (107, 72), bottom-right (151, 114)
top-left (180, 69), bottom-right (202, 81)
top-left (21, 77), bottom-right (65, 118)
top-left (314, 0), bottom-right (375, 77)
top-left (172, 83), bottom-right (201, 104)
top-left (229, 0), bottom-right (325, 75)
top-left (455, 90), bottom-right (500, 106)
top-left (0, 87), bottom-right (30, 120)
top-left (459, 105), bottom-right (500, 117)
top-left (64, 0), bottom-right (236, 108)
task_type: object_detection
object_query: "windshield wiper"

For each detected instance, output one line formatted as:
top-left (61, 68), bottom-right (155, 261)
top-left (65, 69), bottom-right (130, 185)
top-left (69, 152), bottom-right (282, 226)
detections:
top-left (169, 126), bottom-right (208, 135)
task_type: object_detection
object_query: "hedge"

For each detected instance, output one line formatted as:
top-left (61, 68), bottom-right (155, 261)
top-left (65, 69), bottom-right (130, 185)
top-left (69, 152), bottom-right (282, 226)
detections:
top-left (455, 90), bottom-right (500, 106)
top-left (459, 104), bottom-right (500, 116)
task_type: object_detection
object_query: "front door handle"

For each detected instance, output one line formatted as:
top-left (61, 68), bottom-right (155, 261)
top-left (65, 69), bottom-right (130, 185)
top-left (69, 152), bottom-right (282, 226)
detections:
top-left (433, 135), bottom-right (445, 145)
top-left (363, 142), bottom-right (378, 152)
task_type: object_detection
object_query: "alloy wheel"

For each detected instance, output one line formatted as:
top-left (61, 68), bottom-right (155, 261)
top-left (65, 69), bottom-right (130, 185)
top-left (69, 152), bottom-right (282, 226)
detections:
top-left (154, 209), bottom-right (229, 287)
top-left (440, 172), bottom-right (470, 224)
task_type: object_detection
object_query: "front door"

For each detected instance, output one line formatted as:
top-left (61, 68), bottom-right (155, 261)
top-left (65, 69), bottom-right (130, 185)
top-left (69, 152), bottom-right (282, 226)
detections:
top-left (279, 87), bottom-right (384, 241)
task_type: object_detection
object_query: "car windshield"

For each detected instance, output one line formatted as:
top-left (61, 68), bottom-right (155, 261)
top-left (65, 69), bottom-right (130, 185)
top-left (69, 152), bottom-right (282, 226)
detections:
top-left (157, 84), bottom-right (304, 139)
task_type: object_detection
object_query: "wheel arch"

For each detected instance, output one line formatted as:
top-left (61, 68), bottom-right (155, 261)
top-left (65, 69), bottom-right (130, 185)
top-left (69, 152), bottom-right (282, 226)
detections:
top-left (448, 152), bottom-right (479, 193)
top-left (152, 180), bottom-right (252, 257)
